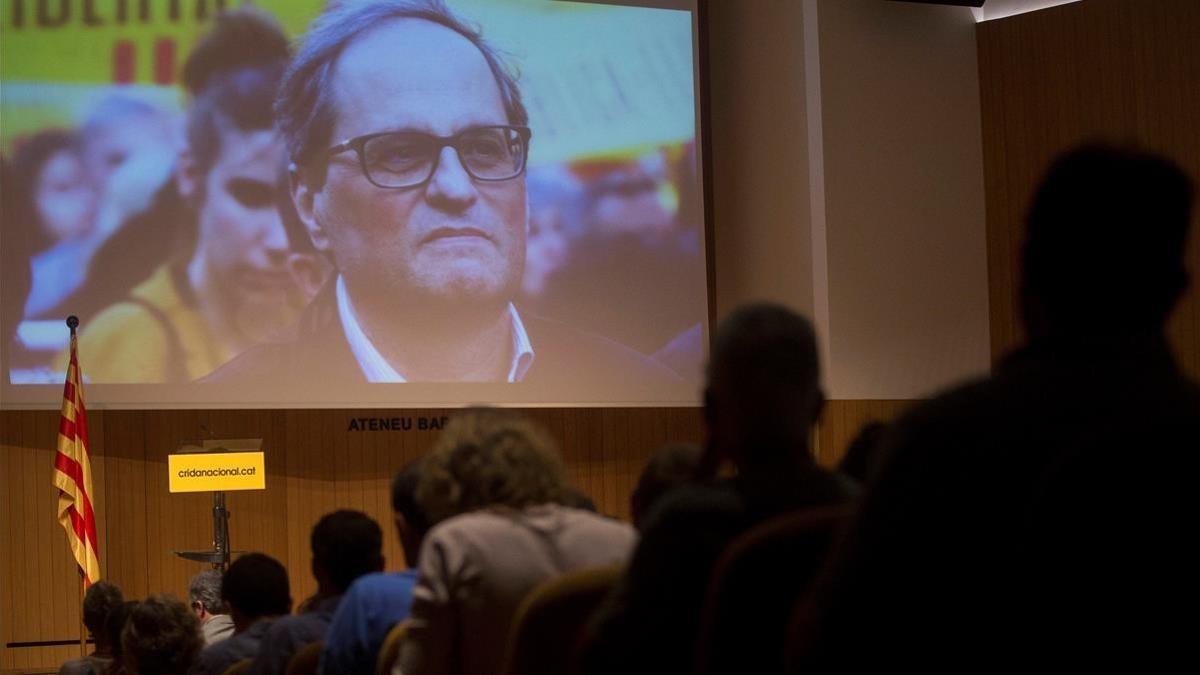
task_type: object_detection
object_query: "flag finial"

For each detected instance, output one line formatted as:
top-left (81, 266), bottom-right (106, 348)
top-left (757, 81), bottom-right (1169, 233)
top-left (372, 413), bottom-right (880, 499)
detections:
top-left (66, 315), bottom-right (79, 336)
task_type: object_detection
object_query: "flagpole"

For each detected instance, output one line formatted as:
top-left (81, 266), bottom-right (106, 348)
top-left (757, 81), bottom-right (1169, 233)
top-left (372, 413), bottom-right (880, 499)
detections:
top-left (68, 316), bottom-right (88, 657)
top-left (79, 571), bottom-right (87, 655)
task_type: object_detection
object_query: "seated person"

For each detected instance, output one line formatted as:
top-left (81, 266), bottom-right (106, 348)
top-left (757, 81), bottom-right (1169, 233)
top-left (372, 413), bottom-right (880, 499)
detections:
top-left (248, 510), bottom-right (383, 675)
top-left (121, 595), bottom-right (202, 675)
top-left (103, 601), bottom-right (138, 675)
top-left (320, 460), bottom-right (428, 675)
top-left (629, 442), bottom-right (702, 531)
top-left (792, 146), bottom-right (1200, 669)
top-left (395, 408), bottom-right (638, 675)
top-left (836, 420), bottom-right (888, 484)
top-left (59, 581), bottom-right (123, 675)
top-left (582, 304), bottom-right (858, 675)
top-left (188, 570), bottom-right (233, 647)
top-left (189, 553), bottom-right (291, 675)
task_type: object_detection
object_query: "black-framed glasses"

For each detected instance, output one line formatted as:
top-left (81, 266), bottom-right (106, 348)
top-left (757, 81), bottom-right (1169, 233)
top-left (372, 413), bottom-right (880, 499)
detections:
top-left (325, 125), bottom-right (532, 189)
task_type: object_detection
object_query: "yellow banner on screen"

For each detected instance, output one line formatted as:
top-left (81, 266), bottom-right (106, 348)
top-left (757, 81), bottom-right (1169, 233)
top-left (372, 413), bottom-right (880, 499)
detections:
top-left (168, 452), bottom-right (265, 493)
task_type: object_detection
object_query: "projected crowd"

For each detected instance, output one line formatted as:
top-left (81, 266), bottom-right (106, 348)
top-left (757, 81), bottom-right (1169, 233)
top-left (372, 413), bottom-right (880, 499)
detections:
top-left (1, 0), bottom-right (706, 395)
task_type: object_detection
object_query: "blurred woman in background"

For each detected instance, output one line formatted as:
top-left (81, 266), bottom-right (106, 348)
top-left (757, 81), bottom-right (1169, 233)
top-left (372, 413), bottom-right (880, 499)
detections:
top-left (11, 130), bottom-right (99, 319)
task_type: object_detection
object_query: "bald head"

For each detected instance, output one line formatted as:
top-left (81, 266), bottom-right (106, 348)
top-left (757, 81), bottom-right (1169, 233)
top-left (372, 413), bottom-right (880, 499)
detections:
top-left (276, 0), bottom-right (527, 175)
top-left (329, 19), bottom-right (507, 142)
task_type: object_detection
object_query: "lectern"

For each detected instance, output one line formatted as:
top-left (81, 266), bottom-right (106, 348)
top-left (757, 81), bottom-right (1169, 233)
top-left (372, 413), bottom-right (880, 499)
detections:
top-left (169, 439), bottom-right (265, 570)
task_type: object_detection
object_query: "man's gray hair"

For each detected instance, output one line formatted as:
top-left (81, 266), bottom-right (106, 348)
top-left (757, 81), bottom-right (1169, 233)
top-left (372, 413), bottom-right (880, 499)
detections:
top-left (276, 0), bottom-right (529, 184)
top-left (187, 569), bottom-right (227, 614)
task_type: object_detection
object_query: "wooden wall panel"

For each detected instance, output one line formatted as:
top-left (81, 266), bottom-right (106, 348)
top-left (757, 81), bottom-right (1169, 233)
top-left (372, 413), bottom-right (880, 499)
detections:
top-left (1, 410), bottom-right (88, 673)
top-left (0, 413), bottom-right (9, 671)
top-left (978, 0), bottom-right (1200, 369)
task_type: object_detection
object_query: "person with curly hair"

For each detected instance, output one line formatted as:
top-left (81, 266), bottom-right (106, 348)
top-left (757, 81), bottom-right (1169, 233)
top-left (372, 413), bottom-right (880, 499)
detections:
top-left (121, 595), bottom-right (201, 675)
top-left (397, 408), bottom-right (636, 675)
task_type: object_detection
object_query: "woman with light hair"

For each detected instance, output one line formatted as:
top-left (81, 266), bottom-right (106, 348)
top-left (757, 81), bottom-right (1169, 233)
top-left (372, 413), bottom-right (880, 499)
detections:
top-left (398, 408), bottom-right (636, 675)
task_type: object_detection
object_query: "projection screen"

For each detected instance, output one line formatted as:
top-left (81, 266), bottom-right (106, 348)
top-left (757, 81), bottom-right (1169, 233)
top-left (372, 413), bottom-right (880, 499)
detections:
top-left (1, 0), bottom-right (709, 407)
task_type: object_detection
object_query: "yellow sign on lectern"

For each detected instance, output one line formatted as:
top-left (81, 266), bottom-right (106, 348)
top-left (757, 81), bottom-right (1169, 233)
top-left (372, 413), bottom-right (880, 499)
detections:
top-left (168, 452), bottom-right (266, 493)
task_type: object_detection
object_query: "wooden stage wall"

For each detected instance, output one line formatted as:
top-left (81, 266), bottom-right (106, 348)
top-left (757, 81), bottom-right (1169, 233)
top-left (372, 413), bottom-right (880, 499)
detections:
top-left (978, 0), bottom-right (1200, 370)
top-left (0, 401), bottom-right (903, 672)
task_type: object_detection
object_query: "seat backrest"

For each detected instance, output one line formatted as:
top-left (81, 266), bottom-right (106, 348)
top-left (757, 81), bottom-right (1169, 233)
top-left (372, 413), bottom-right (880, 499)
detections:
top-left (285, 640), bottom-right (324, 675)
top-left (377, 619), bottom-right (411, 675)
top-left (222, 658), bottom-right (254, 675)
top-left (502, 564), bottom-right (625, 675)
top-left (694, 505), bottom-right (854, 675)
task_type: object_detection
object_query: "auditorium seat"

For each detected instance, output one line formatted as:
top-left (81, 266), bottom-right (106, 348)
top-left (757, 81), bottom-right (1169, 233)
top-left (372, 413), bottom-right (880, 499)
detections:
top-left (222, 658), bottom-right (253, 675)
top-left (693, 505), bottom-right (853, 675)
top-left (285, 641), bottom-right (324, 675)
top-left (502, 564), bottom-right (625, 675)
top-left (377, 619), bottom-right (411, 675)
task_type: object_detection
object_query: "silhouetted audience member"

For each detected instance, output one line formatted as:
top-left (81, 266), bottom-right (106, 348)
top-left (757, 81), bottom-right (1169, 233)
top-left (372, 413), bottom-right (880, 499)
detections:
top-left (320, 461), bottom-right (428, 675)
top-left (582, 304), bottom-right (856, 675)
top-left (189, 553), bottom-right (291, 675)
top-left (249, 510), bottom-right (383, 675)
top-left (59, 581), bottom-right (123, 675)
top-left (629, 442), bottom-right (702, 531)
top-left (395, 408), bottom-right (637, 675)
top-left (836, 421), bottom-right (888, 484)
top-left (121, 595), bottom-right (201, 675)
top-left (187, 570), bottom-right (232, 647)
top-left (103, 601), bottom-right (138, 675)
top-left (562, 486), bottom-right (599, 513)
top-left (792, 144), bottom-right (1200, 670)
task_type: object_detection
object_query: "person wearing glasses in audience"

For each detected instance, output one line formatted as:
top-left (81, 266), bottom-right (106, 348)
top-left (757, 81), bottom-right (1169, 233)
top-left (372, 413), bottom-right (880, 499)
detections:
top-left (189, 569), bottom-right (234, 647)
top-left (207, 0), bottom-right (679, 391)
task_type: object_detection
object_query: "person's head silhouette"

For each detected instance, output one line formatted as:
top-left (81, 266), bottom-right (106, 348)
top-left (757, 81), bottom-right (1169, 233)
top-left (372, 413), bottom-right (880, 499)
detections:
top-left (703, 304), bottom-right (823, 475)
top-left (1020, 144), bottom-right (1195, 341)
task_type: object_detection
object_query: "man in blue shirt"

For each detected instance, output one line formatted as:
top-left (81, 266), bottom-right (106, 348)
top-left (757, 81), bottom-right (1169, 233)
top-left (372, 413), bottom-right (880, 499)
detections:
top-left (320, 460), bottom-right (429, 675)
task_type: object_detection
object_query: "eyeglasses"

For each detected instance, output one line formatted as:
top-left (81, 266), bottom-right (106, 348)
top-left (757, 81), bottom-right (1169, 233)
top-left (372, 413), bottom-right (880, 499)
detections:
top-left (325, 125), bottom-right (532, 189)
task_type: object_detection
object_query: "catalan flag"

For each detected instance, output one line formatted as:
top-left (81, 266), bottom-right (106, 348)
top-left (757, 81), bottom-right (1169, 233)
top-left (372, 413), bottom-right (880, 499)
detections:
top-left (53, 326), bottom-right (101, 587)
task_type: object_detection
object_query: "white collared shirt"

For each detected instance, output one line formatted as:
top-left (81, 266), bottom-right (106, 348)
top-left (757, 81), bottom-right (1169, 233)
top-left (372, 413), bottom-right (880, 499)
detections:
top-left (335, 275), bottom-right (535, 382)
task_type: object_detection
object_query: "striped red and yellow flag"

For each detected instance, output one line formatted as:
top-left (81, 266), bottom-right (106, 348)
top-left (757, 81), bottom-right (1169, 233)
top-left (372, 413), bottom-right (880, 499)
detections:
top-left (53, 332), bottom-right (101, 587)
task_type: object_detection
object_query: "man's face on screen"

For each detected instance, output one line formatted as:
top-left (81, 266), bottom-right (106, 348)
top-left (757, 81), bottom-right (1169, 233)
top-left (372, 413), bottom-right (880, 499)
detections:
top-left (306, 19), bottom-right (526, 309)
